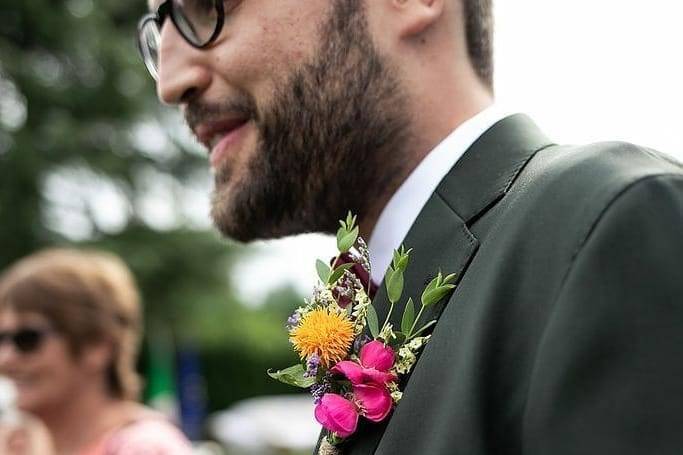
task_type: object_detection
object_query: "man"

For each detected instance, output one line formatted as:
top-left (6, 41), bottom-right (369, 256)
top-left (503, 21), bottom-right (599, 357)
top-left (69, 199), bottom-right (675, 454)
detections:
top-left (138, 1), bottom-right (683, 453)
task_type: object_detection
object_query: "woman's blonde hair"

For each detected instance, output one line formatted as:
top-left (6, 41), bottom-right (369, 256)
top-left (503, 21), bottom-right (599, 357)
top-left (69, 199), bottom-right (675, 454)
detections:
top-left (0, 248), bottom-right (142, 400)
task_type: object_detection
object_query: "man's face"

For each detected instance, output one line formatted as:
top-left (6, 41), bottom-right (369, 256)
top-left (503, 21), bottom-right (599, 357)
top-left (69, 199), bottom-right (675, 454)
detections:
top-left (157, 0), bottom-right (411, 241)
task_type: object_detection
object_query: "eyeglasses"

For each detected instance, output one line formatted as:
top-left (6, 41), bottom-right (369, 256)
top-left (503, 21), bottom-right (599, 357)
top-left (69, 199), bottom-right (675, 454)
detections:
top-left (137, 0), bottom-right (225, 80)
top-left (0, 327), bottom-right (54, 354)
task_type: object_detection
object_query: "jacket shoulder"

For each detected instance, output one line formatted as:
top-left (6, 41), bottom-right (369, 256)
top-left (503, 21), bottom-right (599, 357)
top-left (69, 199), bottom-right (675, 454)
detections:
top-left (512, 141), bottom-right (682, 224)
top-left (530, 140), bottom-right (680, 193)
top-left (484, 142), bottom-right (683, 280)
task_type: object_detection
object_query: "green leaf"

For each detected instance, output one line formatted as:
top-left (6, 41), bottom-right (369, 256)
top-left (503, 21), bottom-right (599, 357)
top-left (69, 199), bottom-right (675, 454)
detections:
top-left (422, 284), bottom-right (455, 307)
top-left (267, 364), bottom-right (316, 388)
top-left (401, 297), bottom-right (415, 334)
top-left (328, 263), bottom-right (354, 285)
top-left (421, 275), bottom-right (440, 306)
top-left (400, 249), bottom-right (412, 271)
top-left (316, 259), bottom-right (331, 283)
top-left (366, 304), bottom-right (380, 338)
top-left (337, 225), bottom-right (359, 252)
top-left (336, 225), bottom-right (346, 243)
top-left (443, 272), bottom-right (457, 285)
top-left (392, 249), bottom-right (401, 268)
top-left (390, 247), bottom-right (410, 271)
top-left (345, 212), bottom-right (356, 230)
top-left (386, 268), bottom-right (404, 304)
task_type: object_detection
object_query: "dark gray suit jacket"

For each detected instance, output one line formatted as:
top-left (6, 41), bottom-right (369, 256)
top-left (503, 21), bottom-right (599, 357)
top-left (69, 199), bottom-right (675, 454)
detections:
top-left (327, 114), bottom-right (683, 454)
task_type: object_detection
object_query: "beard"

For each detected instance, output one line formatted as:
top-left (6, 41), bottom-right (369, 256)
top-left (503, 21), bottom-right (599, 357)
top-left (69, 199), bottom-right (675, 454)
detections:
top-left (204, 1), bottom-right (411, 242)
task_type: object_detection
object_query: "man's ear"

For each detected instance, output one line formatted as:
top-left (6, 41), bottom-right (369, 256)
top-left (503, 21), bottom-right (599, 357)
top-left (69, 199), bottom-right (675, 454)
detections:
top-left (391, 0), bottom-right (445, 39)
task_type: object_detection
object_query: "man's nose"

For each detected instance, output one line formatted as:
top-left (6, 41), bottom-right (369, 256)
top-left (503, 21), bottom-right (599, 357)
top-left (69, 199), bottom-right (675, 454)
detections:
top-left (156, 21), bottom-right (212, 105)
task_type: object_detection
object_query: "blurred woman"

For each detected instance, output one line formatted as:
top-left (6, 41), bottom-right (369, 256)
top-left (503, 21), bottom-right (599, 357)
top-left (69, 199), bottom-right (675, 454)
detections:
top-left (0, 249), bottom-right (193, 455)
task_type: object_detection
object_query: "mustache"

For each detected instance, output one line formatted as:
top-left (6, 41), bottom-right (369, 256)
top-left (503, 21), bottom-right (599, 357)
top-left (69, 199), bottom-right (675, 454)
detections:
top-left (185, 92), bottom-right (259, 131)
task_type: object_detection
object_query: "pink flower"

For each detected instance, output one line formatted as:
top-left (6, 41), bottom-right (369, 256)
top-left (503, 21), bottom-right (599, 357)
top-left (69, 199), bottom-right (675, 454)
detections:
top-left (314, 386), bottom-right (394, 436)
top-left (314, 393), bottom-right (359, 438)
top-left (331, 340), bottom-right (396, 386)
top-left (353, 384), bottom-right (393, 422)
top-left (317, 342), bottom-right (397, 437)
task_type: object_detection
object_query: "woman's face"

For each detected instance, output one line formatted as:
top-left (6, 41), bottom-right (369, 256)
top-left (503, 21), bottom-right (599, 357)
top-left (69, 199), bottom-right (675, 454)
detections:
top-left (0, 309), bottom-right (87, 414)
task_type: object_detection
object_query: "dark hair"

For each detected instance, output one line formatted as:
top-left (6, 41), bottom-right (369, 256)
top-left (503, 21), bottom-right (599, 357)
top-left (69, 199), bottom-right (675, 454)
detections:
top-left (463, 0), bottom-right (494, 91)
top-left (0, 249), bottom-right (143, 400)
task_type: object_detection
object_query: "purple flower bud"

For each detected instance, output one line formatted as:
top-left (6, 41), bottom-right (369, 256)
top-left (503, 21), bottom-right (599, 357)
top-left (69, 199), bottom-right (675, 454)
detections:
top-left (310, 376), bottom-right (331, 404)
top-left (310, 372), bottom-right (333, 403)
top-left (331, 253), bottom-right (378, 304)
top-left (304, 354), bottom-right (320, 378)
top-left (286, 312), bottom-right (301, 329)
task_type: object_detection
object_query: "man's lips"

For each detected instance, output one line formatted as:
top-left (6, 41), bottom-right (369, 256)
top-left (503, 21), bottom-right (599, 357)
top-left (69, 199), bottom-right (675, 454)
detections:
top-left (193, 117), bottom-right (250, 167)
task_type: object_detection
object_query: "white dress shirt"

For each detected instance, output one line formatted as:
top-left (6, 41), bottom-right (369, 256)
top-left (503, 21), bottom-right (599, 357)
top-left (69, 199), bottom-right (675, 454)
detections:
top-left (367, 105), bottom-right (513, 283)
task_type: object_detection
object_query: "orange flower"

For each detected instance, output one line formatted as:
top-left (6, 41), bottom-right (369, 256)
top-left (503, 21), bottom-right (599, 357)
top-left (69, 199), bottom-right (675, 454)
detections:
top-left (290, 307), bottom-right (355, 367)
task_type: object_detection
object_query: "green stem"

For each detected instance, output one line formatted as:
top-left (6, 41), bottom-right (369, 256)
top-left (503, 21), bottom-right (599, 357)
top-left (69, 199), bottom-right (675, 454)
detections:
top-left (407, 304), bottom-right (426, 338)
top-left (366, 267), bottom-right (372, 297)
top-left (331, 253), bottom-right (341, 271)
top-left (407, 320), bottom-right (436, 340)
top-left (381, 302), bottom-right (395, 334)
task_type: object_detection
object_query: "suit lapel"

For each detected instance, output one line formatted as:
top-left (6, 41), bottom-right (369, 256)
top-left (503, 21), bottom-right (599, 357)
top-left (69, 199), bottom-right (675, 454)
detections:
top-left (345, 194), bottom-right (476, 455)
top-left (372, 193), bottom-right (478, 336)
top-left (374, 114), bottom-right (553, 340)
top-left (436, 114), bottom-right (554, 224)
top-left (346, 114), bottom-right (553, 454)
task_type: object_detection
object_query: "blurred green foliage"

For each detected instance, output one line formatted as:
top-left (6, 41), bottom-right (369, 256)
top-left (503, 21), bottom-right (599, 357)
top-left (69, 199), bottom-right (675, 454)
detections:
top-left (0, 0), bottom-right (302, 413)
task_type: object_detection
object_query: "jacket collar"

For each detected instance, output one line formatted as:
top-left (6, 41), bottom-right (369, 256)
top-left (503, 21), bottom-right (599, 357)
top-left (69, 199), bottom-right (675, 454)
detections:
top-left (373, 114), bottom-right (554, 323)
top-left (368, 105), bottom-right (512, 283)
top-left (436, 113), bottom-right (554, 225)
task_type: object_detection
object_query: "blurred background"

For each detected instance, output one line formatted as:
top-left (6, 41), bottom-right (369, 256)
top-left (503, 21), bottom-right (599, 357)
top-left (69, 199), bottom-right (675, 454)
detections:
top-left (1, 0), bottom-right (681, 454)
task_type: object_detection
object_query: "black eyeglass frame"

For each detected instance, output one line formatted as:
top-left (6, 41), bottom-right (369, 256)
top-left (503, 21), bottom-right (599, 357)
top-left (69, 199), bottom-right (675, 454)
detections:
top-left (137, 0), bottom-right (225, 56)
top-left (0, 327), bottom-right (55, 354)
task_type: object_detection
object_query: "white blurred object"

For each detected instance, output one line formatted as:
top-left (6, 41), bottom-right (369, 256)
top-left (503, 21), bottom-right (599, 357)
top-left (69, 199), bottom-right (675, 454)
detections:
top-left (0, 376), bottom-right (19, 424)
top-left (0, 376), bottom-right (55, 454)
top-left (191, 440), bottom-right (225, 455)
top-left (233, 234), bottom-right (337, 306)
top-left (209, 394), bottom-right (319, 453)
top-left (232, 234), bottom-right (336, 307)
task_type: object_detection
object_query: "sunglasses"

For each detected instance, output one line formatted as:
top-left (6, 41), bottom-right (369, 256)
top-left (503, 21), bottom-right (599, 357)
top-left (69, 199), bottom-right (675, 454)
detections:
top-left (0, 327), bottom-right (54, 354)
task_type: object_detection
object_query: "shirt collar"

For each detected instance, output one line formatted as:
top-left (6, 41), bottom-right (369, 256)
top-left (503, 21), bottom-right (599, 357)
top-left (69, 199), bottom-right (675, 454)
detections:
top-left (367, 104), bottom-right (513, 283)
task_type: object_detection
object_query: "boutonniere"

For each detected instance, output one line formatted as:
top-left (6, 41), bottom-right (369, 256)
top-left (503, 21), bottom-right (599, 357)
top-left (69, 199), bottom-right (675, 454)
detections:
top-left (269, 213), bottom-right (456, 453)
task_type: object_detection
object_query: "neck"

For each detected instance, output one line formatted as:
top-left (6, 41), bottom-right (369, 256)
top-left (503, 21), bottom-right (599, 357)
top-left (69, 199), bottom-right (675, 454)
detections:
top-left (36, 382), bottom-right (127, 455)
top-left (359, 85), bottom-right (493, 240)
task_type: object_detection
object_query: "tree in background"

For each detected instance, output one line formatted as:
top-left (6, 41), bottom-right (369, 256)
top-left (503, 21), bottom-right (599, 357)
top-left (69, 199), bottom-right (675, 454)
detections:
top-left (0, 0), bottom-right (301, 419)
